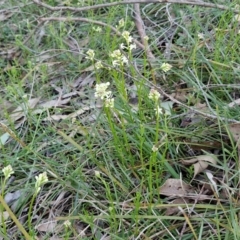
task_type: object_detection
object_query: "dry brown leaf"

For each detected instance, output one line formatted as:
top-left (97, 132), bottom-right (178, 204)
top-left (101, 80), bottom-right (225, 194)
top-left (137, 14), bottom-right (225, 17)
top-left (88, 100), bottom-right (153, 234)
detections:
top-left (0, 132), bottom-right (10, 146)
top-left (0, 11), bottom-right (13, 21)
top-left (194, 102), bottom-right (208, 111)
top-left (192, 161), bottom-right (208, 178)
top-left (4, 190), bottom-right (21, 205)
top-left (165, 198), bottom-right (190, 215)
top-left (0, 211), bottom-right (9, 224)
top-left (39, 98), bottom-right (71, 108)
top-left (228, 98), bottom-right (240, 108)
top-left (182, 155), bottom-right (217, 178)
top-left (228, 123), bottom-right (240, 167)
top-left (170, 90), bottom-right (187, 102)
top-left (35, 220), bottom-right (58, 233)
top-left (81, 65), bottom-right (95, 72)
top-left (43, 106), bottom-right (94, 121)
top-left (36, 236), bottom-right (63, 240)
top-left (43, 114), bottom-right (68, 121)
top-left (159, 178), bottom-right (194, 197)
top-left (62, 91), bottom-right (79, 99)
top-left (9, 97), bottom-right (41, 122)
top-left (180, 101), bottom-right (210, 127)
top-left (228, 123), bottom-right (240, 143)
top-left (0, 99), bottom-right (14, 117)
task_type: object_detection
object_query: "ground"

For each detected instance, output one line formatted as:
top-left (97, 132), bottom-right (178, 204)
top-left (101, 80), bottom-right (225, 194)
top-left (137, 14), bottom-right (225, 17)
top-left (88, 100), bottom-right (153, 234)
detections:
top-left (1, 0), bottom-right (240, 239)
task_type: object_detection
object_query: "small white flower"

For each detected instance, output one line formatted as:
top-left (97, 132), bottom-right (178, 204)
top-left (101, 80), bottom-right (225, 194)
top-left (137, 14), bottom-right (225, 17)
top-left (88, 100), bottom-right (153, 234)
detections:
top-left (95, 82), bottom-right (111, 100)
top-left (144, 35), bottom-right (149, 42)
top-left (35, 172), bottom-right (48, 194)
top-left (105, 98), bottom-right (114, 108)
top-left (95, 61), bottom-right (103, 69)
top-left (197, 33), bottom-right (204, 40)
top-left (160, 63), bottom-right (172, 73)
top-left (110, 50), bottom-right (121, 58)
top-left (121, 55), bottom-right (128, 64)
top-left (121, 43), bottom-right (136, 51)
top-left (95, 171), bottom-right (101, 178)
top-left (155, 106), bottom-right (163, 116)
top-left (122, 31), bottom-right (133, 44)
top-left (85, 49), bottom-right (95, 61)
top-left (234, 14), bottom-right (240, 22)
top-left (152, 145), bottom-right (158, 152)
top-left (129, 44), bottom-right (137, 51)
top-left (120, 43), bottom-right (126, 49)
top-left (112, 60), bottom-right (120, 67)
top-left (92, 26), bottom-right (102, 32)
top-left (110, 49), bottom-right (128, 67)
top-left (118, 18), bottom-right (125, 28)
top-left (149, 89), bottom-right (161, 101)
top-left (64, 220), bottom-right (71, 227)
top-left (2, 165), bottom-right (14, 180)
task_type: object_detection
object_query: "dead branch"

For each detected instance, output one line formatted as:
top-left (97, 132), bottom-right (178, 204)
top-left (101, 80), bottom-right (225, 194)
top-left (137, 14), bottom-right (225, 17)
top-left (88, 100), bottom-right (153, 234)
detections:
top-left (133, 3), bottom-right (155, 60)
top-left (32, 0), bottom-right (238, 13)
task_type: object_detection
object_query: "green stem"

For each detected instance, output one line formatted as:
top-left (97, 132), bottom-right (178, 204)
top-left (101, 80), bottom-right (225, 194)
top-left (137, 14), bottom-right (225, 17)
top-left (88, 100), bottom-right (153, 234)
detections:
top-left (28, 193), bottom-right (37, 235)
top-left (0, 194), bottom-right (32, 240)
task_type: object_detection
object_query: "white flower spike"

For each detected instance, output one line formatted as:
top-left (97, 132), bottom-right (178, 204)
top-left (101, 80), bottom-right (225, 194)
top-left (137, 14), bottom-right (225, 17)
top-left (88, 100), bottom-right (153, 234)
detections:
top-left (95, 61), bottom-right (103, 69)
top-left (152, 145), bottom-right (158, 152)
top-left (105, 98), bottom-right (114, 108)
top-left (118, 19), bottom-right (125, 28)
top-left (95, 82), bottom-right (111, 100)
top-left (85, 49), bottom-right (95, 61)
top-left (35, 172), bottom-right (48, 194)
top-left (160, 63), bottom-right (172, 73)
top-left (155, 106), bottom-right (163, 116)
top-left (149, 89), bottom-right (161, 101)
top-left (2, 165), bottom-right (14, 180)
top-left (122, 31), bottom-right (133, 44)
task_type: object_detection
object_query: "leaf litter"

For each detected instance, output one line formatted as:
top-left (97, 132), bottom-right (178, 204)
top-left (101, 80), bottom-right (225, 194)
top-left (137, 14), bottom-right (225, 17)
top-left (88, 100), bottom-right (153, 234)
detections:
top-left (1, 0), bottom-right (240, 239)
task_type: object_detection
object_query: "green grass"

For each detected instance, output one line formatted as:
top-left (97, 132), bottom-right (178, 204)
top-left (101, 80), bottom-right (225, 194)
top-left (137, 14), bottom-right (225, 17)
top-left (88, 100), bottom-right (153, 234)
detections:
top-left (1, 0), bottom-right (240, 239)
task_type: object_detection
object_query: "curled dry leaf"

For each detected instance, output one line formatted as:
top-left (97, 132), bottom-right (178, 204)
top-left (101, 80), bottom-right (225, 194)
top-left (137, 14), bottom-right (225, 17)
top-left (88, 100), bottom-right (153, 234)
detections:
top-left (181, 155), bottom-right (217, 178)
top-left (159, 178), bottom-right (195, 197)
